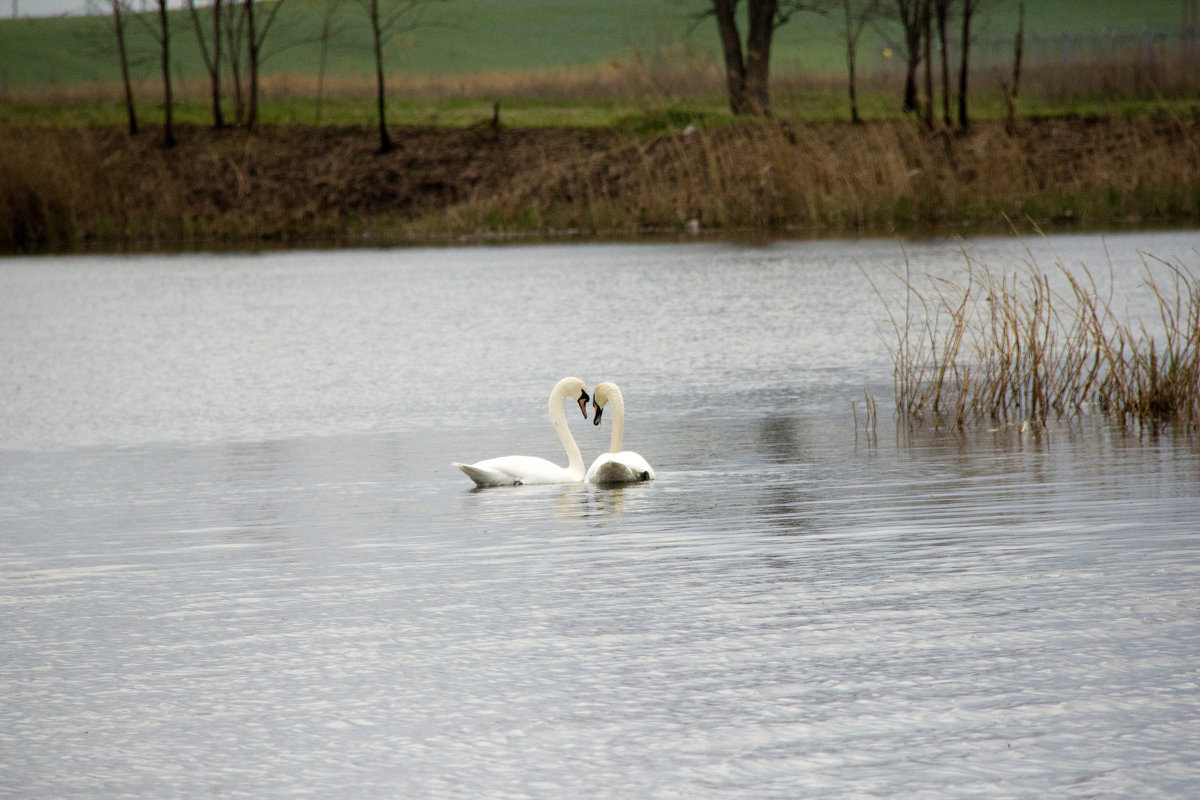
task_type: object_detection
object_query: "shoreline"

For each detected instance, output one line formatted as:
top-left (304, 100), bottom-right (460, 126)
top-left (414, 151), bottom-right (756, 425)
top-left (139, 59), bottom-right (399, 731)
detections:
top-left (3, 115), bottom-right (1199, 254)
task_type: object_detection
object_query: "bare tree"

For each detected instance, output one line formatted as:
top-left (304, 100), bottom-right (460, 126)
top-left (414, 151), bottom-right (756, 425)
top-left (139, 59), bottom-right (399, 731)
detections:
top-left (934, 0), bottom-right (950, 127)
top-left (187, 0), bottom-right (224, 128)
top-left (921, 0), bottom-right (933, 127)
top-left (315, 0), bottom-right (348, 124)
top-left (108, 0), bottom-right (138, 135)
top-left (840, 0), bottom-right (883, 124)
top-left (712, 0), bottom-right (774, 115)
top-left (365, 0), bottom-right (394, 152)
top-left (223, 0), bottom-right (247, 123)
top-left (1183, 0), bottom-right (1197, 65)
top-left (353, 0), bottom-right (455, 153)
top-left (244, 0), bottom-right (260, 127)
top-left (243, 0), bottom-right (288, 130)
top-left (890, 0), bottom-right (924, 114)
top-left (957, 0), bottom-right (982, 128)
top-left (93, 0), bottom-right (169, 141)
top-left (1003, 0), bottom-right (1024, 130)
top-left (157, 0), bottom-right (176, 147)
top-left (703, 1), bottom-right (835, 116)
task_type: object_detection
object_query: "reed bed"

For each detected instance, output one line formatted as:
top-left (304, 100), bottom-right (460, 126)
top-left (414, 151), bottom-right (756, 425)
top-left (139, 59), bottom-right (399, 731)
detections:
top-left (2, 114), bottom-right (1198, 251)
top-left (442, 115), bottom-right (1200, 237)
top-left (866, 239), bottom-right (1200, 431)
top-left (0, 126), bottom-right (138, 249)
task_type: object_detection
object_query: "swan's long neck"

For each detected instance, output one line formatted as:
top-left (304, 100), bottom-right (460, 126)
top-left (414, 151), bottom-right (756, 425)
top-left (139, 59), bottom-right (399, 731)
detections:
top-left (607, 390), bottom-right (626, 454)
top-left (549, 383), bottom-right (585, 478)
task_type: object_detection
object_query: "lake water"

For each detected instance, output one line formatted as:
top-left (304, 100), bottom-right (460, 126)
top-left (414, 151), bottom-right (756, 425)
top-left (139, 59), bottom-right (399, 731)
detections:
top-left (2, 232), bottom-right (1199, 798)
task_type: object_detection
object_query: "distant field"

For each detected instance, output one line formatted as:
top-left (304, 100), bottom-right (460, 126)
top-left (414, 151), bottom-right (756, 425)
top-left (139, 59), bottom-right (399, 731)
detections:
top-left (0, 0), bottom-right (1187, 90)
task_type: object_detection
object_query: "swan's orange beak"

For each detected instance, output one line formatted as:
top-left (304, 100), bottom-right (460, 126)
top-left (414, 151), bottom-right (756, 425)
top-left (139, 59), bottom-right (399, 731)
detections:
top-left (577, 390), bottom-right (590, 418)
top-left (592, 402), bottom-right (604, 427)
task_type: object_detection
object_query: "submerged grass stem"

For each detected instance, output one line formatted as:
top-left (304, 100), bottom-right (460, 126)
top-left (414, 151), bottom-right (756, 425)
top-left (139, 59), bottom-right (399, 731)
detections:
top-left (868, 233), bottom-right (1200, 431)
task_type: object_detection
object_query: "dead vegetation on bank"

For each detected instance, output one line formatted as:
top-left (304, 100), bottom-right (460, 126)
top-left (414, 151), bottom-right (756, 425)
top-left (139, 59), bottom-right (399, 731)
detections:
top-left (443, 114), bottom-right (1200, 237)
top-left (2, 114), bottom-right (1199, 251)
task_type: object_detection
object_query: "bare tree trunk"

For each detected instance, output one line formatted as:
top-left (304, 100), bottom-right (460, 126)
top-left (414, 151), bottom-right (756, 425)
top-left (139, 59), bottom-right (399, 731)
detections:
top-left (957, 0), bottom-right (977, 128)
top-left (224, 2), bottom-right (246, 124)
top-left (110, 0), bottom-right (138, 136)
top-left (211, 0), bottom-right (223, 127)
top-left (241, 0), bottom-right (287, 131)
top-left (245, 0), bottom-right (258, 129)
top-left (369, 0), bottom-right (394, 152)
top-left (842, 0), bottom-right (881, 125)
top-left (1006, 0), bottom-right (1024, 130)
top-left (189, 0), bottom-right (224, 128)
top-left (713, 0), bottom-right (751, 114)
top-left (896, 0), bottom-right (923, 114)
top-left (158, 0), bottom-right (176, 148)
top-left (936, 0), bottom-right (950, 127)
top-left (843, 0), bottom-right (861, 123)
top-left (745, 0), bottom-right (777, 114)
top-left (1184, 0), bottom-right (1198, 67)
top-left (712, 0), bottom-right (780, 116)
top-left (315, 0), bottom-right (342, 124)
top-left (921, 0), bottom-right (933, 128)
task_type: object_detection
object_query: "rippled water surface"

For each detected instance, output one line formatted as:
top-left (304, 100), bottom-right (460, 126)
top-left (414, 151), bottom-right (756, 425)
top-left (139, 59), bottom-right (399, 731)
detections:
top-left (3, 233), bottom-right (1199, 798)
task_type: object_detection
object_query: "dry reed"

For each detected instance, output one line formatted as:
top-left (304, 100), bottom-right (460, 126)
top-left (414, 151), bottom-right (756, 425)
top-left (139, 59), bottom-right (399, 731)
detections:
top-left (2, 114), bottom-right (1198, 251)
top-left (444, 115), bottom-right (1200, 237)
top-left (866, 234), bottom-right (1200, 431)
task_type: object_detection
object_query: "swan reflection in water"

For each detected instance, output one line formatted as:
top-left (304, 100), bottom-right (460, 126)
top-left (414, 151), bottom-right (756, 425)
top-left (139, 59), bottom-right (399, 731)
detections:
top-left (459, 477), bottom-right (659, 522)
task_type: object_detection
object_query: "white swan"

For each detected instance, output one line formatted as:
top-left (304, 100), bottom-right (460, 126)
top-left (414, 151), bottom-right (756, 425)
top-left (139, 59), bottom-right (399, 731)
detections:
top-left (453, 377), bottom-right (591, 487)
top-left (586, 381), bottom-right (656, 485)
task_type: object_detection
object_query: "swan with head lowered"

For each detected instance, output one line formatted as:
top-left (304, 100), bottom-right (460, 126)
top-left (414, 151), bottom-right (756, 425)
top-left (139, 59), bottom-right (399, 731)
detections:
top-left (586, 382), bottom-right (656, 485)
top-left (453, 377), bottom-right (591, 487)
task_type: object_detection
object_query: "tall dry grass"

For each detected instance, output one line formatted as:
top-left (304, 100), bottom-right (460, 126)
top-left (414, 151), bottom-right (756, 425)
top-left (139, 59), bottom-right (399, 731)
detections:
top-left (1, 114), bottom-right (1198, 250)
top-left (0, 127), bottom-right (135, 249)
top-left (439, 115), bottom-right (1200, 237)
top-left (438, 121), bottom-right (937, 234)
top-left (866, 236), bottom-right (1200, 431)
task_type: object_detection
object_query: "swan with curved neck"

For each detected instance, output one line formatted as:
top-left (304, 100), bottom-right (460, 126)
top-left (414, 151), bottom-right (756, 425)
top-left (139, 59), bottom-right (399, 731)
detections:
top-left (453, 377), bottom-right (591, 486)
top-left (586, 382), bottom-right (655, 484)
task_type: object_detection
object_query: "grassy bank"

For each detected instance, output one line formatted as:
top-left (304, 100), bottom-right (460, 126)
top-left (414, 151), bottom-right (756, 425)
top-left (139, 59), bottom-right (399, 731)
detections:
top-left (3, 113), bottom-right (1198, 253)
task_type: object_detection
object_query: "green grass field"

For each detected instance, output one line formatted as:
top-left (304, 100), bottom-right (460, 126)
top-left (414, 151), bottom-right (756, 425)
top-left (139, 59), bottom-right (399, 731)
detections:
top-left (0, 0), bottom-right (1187, 89)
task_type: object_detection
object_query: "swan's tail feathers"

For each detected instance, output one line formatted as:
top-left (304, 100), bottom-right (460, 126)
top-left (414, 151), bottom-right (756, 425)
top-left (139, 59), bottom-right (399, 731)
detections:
top-left (453, 461), bottom-right (520, 487)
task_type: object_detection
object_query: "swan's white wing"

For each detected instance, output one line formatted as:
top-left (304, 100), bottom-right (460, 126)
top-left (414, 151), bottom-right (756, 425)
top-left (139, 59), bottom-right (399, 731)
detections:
top-left (586, 451), bottom-right (655, 485)
top-left (454, 456), bottom-right (578, 487)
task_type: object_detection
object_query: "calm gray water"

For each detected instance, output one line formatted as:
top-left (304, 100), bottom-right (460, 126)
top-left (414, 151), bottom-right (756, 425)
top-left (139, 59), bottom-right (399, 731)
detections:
top-left (2, 233), bottom-right (1199, 798)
